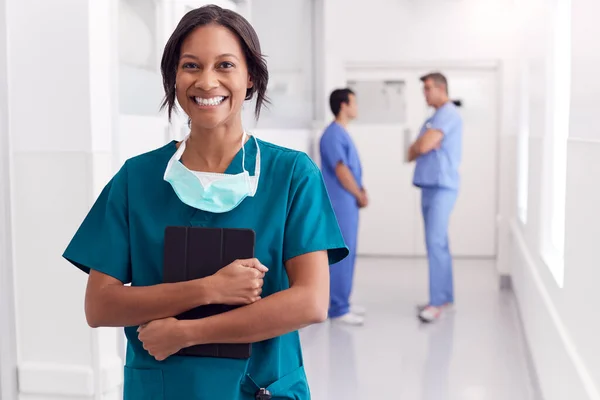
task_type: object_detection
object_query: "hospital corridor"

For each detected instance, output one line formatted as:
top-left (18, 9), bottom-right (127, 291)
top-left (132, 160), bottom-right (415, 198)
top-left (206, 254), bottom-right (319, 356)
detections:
top-left (1, 0), bottom-right (599, 400)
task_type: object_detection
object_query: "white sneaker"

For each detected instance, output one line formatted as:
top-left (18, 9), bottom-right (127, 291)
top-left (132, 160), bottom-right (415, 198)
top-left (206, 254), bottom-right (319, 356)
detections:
top-left (331, 312), bottom-right (365, 326)
top-left (350, 305), bottom-right (367, 316)
top-left (418, 306), bottom-right (442, 323)
top-left (416, 303), bottom-right (453, 313)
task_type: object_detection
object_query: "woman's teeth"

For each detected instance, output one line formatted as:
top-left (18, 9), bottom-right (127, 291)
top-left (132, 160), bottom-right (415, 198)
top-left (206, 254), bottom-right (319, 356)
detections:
top-left (194, 96), bottom-right (225, 106)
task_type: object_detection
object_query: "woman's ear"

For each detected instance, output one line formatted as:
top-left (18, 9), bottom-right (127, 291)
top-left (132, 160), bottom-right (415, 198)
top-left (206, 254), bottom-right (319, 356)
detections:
top-left (247, 74), bottom-right (254, 89)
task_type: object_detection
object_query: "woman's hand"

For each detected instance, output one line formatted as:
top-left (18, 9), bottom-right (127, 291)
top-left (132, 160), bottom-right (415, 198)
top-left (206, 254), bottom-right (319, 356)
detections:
top-left (137, 317), bottom-right (187, 361)
top-left (209, 258), bottom-right (268, 305)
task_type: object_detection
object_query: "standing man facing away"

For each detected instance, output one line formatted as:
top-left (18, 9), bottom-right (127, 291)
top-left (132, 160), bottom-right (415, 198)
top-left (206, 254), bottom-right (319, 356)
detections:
top-left (408, 72), bottom-right (463, 323)
top-left (320, 88), bottom-right (367, 326)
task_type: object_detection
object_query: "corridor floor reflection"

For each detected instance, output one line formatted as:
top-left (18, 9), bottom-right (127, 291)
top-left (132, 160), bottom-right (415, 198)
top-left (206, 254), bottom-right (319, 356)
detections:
top-left (300, 258), bottom-right (536, 400)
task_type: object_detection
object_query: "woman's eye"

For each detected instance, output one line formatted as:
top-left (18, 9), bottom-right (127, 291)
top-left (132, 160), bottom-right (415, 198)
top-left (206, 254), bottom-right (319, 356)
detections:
top-left (182, 62), bottom-right (198, 69)
top-left (219, 62), bottom-right (234, 69)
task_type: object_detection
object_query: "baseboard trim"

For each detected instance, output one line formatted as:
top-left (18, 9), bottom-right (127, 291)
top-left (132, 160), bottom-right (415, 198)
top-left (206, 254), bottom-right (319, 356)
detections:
top-left (18, 360), bottom-right (123, 397)
top-left (510, 283), bottom-right (545, 400)
top-left (18, 362), bottom-right (94, 396)
top-left (510, 219), bottom-right (600, 400)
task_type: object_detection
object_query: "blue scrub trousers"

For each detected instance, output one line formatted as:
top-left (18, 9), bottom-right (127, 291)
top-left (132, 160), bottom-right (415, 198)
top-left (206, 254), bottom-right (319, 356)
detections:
top-left (421, 187), bottom-right (458, 307)
top-left (329, 204), bottom-right (359, 318)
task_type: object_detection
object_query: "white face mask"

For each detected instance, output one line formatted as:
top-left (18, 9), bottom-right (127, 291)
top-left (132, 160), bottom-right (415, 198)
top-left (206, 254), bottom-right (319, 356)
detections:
top-left (163, 132), bottom-right (260, 213)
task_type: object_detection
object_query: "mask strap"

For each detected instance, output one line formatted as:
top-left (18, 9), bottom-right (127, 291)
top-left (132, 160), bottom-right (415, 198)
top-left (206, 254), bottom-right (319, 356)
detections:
top-left (241, 131), bottom-right (247, 173)
top-left (253, 135), bottom-right (261, 178)
top-left (242, 133), bottom-right (261, 179)
top-left (163, 134), bottom-right (189, 179)
top-left (241, 131), bottom-right (261, 180)
top-left (248, 135), bottom-right (260, 196)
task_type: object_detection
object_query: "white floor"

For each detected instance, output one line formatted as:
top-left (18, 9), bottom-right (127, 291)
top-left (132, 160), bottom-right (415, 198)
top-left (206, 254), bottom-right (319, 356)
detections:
top-left (300, 257), bottom-right (538, 400)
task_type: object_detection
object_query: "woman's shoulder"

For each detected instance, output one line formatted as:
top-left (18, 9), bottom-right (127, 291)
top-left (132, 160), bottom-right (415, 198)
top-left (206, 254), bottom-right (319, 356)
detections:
top-left (256, 138), bottom-right (319, 176)
top-left (126, 140), bottom-right (176, 167)
top-left (105, 141), bottom-right (176, 193)
top-left (120, 141), bottom-right (177, 177)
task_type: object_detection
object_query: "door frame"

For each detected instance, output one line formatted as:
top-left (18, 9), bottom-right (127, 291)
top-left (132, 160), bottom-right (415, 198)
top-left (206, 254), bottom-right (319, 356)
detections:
top-left (0, 0), bottom-right (18, 396)
top-left (344, 59), bottom-right (502, 258)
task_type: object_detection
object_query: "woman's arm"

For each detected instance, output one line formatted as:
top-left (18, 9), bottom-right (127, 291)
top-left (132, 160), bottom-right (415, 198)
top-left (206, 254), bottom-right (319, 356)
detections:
top-left (85, 271), bottom-right (210, 328)
top-left (182, 250), bottom-right (328, 344)
top-left (137, 251), bottom-right (329, 360)
top-left (85, 259), bottom-right (267, 328)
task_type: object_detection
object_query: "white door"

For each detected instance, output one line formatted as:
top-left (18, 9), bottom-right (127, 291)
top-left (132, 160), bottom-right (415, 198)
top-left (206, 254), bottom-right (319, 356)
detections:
top-left (346, 71), bottom-right (423, 255)
top-left (346, 65), bottom-right (499, 258)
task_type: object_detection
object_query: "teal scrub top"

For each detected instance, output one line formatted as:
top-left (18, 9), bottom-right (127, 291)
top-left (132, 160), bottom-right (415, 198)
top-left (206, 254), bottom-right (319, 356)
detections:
top-left (63, 137), bottom-right (349, 400)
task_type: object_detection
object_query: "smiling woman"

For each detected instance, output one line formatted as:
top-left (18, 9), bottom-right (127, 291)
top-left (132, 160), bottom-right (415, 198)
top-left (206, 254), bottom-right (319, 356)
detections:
top-left (160, 7), bottom-right (268, 123)
top-left (62, 4), bottom-right (348, 400)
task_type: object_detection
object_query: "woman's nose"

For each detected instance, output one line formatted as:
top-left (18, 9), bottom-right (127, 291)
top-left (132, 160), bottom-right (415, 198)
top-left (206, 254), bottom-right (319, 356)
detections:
top-left (195, 70), bottom-right (219, 91)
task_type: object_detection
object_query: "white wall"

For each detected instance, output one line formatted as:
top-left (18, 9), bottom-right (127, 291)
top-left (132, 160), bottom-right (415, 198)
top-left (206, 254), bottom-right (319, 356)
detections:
top-left (0, 0), bottom-right (19, 397)
top-left (5, 0), bottom-right (123, 398)
top-left (240, 0), bottom-right (317, 155)
top-left (509, 0), bottom-right (600, 399)
top-left (245, 0), bottom-right (315, 131)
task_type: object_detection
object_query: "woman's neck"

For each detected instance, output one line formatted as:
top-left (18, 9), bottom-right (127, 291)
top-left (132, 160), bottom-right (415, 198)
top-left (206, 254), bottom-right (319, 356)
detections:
top-left (181, 120), bottom-right (247, 173)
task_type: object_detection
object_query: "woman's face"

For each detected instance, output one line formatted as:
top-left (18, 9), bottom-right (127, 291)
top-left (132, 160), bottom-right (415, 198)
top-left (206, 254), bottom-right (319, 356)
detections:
top-left (175, 24), bottom-right (253, 130)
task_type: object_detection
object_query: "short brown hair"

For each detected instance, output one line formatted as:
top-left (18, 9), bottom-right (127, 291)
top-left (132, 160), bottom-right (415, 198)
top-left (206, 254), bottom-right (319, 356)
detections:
top-left (420, 72), bottom-right (448, 94)
top-left (160, 5), bottom-right (269, 121)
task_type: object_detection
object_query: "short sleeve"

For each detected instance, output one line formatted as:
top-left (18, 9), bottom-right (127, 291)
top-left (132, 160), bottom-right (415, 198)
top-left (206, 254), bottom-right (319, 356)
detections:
top-left (320, 129), bottom-right (348, 171)
top-left (62, 162), bottom-right (131, 284)
top-left (430, 105), bottom-right (459, 136)
top-left (283, 153), bottom-right (349, 265)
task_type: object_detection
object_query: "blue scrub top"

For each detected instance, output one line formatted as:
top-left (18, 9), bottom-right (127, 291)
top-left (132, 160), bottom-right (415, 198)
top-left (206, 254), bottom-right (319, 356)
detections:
top-left (413, 102), bottom-right (463, 190)
top-left (63, 138), bottom-right (348, 400)
top-left (319, 122), bottom-right (363, 211)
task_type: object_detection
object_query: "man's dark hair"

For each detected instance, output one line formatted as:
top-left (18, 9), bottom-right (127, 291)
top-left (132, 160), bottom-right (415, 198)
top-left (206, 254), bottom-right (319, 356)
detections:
top-left (329, 88), bottom-right (355, 117)
top-left (160, 5), bottom-right (269, 120)
top-left (420, 72), bottom-right (448, 94)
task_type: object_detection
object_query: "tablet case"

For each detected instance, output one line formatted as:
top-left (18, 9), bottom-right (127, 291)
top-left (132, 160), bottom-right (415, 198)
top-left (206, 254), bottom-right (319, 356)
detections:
top-left (163, 226), bottom-right (255, 359)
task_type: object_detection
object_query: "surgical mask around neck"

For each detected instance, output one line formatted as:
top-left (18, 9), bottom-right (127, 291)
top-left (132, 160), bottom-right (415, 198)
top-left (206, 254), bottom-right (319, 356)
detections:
top-left (164, 132), bottom-right (260, 213)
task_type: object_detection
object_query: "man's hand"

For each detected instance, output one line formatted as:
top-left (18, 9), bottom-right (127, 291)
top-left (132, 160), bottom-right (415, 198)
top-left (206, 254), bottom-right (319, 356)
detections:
top-left (408, 144), bottom-right (419, 162)
top-left (357, 189), bottom-right (369, 208)
top-left (138, 317), bottom-right (188, 361)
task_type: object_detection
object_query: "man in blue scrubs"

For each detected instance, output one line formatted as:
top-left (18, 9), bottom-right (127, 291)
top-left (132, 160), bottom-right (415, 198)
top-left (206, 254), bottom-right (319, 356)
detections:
top-left (408, 72), bottom-right (462, 323)
top-left (320, 88), bottom-right (367, 326)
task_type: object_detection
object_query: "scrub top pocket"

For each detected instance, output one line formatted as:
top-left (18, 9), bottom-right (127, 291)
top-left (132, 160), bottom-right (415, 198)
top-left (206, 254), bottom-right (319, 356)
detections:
top-left (241, 365), bottom-right (310, 399)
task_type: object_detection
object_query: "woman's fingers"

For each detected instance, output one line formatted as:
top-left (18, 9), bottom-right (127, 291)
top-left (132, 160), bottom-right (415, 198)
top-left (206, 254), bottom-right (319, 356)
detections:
top-left (238, 258), bottom-right (268, 273)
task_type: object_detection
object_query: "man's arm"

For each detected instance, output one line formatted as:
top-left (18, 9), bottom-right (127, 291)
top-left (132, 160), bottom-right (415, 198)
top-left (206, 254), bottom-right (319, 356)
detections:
top-left (321, 131), bottom-right (362, 199)
top-left (335, 162), bottom-right (362, 198)
top-left (408, 129), bottom-right (443, 161)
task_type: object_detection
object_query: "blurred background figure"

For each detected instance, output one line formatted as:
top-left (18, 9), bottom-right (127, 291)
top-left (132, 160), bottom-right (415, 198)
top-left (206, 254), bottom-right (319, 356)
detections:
top-left (320, 88), bottom-right (367, 326)
top-left (409, 73), bottom-right (462, 323)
